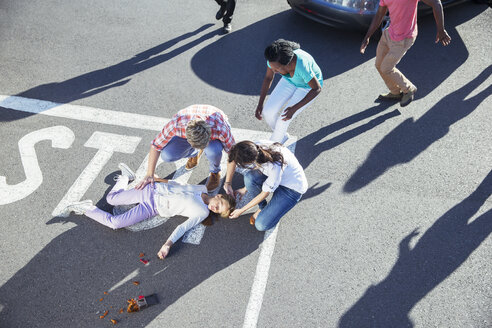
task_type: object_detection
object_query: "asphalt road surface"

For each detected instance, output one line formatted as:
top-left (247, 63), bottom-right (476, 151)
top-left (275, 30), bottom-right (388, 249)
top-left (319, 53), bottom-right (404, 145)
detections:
top-left (0, 1), bottom-right (491, 327)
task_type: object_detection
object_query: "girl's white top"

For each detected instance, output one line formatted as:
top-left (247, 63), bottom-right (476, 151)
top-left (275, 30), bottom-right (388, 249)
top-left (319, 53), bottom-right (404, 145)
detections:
top-left (257, 140), bottom-right (308, 195)
top-left (153, 181), bottom-right (209, 243)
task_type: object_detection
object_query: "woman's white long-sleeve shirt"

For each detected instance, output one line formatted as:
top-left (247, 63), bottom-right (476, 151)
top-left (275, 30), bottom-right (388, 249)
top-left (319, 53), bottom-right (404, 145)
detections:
top-left (153, 181), bottom-right (209, 243)
top-left (256, 140), bottom-right (308, 195)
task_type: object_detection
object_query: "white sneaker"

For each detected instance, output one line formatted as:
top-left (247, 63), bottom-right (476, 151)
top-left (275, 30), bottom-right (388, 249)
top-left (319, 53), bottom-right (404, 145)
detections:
top-left (118, 163), bottom-right (136, 181)
top-left (65, 200), bottom-right (94, 215)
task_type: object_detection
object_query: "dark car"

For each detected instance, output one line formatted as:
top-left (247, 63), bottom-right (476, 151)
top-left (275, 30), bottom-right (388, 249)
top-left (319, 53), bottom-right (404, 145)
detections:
top-left (287, 0), bottom-right (473, 30)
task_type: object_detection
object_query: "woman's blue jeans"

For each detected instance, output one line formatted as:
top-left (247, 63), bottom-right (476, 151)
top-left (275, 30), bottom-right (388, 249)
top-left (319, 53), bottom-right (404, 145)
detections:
top-left (244, 170), bottom-right (302, 231)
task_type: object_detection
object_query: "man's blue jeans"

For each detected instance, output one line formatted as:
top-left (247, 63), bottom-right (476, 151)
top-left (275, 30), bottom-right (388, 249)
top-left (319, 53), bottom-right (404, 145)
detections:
top-left (160, 136), bottom-right (223, 173)
top-left (244, 169), bottom-right (302, 231)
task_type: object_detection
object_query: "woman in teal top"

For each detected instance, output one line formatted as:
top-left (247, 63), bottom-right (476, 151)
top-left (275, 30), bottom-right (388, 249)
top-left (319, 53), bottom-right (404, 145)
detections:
top-left (255, 39), bottom-right (323, 143)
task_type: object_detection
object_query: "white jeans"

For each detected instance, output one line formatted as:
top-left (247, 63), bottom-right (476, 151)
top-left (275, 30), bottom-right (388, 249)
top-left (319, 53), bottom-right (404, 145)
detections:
top-left (262, 77), bottom-right (315, 143)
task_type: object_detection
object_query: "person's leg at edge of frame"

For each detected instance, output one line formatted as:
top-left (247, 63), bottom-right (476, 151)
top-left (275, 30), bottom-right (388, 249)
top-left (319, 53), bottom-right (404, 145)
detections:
top-left (270, 87), bottom-right (312, 144)
top-left (244, 170), bottom-right (268, 208)
top-left (160, 136), bottom-right (198, 163)
top-left (254, 185), bottom-right (302, 231)
top-left (204, 139), bottom-right (223, 174)
top-left (222, 0), bottom-right (236, 25)
top-left (85, 184), bottom-right (158, 229)
top-left (262, 78), bottom-right (297, 134)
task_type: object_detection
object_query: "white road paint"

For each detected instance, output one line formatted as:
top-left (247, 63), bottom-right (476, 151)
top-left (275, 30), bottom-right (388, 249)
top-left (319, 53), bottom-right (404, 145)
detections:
top-left (0, 126), bottom-right (75, 205)
top-left (243, 225), bottom-right (279, 328)
top-left (52, 131), bottom-right (141, 217)
top-left (1, 95), bottom-right (298, 328)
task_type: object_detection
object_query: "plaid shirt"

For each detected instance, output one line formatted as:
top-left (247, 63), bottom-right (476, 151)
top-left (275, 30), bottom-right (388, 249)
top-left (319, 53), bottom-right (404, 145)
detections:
top-left (152, 104), bottom-right (235, 153)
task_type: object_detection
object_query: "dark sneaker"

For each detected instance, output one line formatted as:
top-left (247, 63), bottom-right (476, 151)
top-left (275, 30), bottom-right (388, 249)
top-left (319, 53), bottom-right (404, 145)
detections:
top-left (215, 5), bottom-right (226, 20)
top-left (206, 172), bottom-right (221, 192)
top-left (223, 23), bottom-right (232, 34)
top-left (378, 92), bottom-right (403, 101)
top-left (185, 150), bottom-right (203, 170)
top-left (400, 88), bottom-right (417, 107)
top-left (118, 163), bottom-right (136, 181)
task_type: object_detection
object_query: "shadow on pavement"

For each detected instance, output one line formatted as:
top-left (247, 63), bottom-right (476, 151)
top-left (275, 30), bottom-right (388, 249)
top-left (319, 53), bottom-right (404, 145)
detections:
top-left (0, 23), bottom-right (218, 122)
top-left (339, 169), bottom-right (492, 327)
top-left (0, 182), bottom-right (263, 327)
top-left (344, 65), bottom-right (492, 193)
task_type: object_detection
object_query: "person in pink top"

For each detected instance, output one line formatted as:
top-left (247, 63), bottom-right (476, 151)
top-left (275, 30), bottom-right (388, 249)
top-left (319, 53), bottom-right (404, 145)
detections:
top-left (360, 0), bottom-right (451, 107)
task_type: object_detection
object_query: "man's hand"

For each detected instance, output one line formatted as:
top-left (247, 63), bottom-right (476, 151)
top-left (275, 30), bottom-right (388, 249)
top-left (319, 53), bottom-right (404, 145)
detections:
top-left (281, 106), bottom-right (296, 121)
top-left (255, 105), bottom-right (263, 120)
top-left (436, 29), bottom-right (451, 46)
top-left (157, 244), bottom-right (171, 260)
top-left (135, 175), bottom-right (155, 190)
top-left (360, 37), bottom-right (370, 54)
top-left (223, 183), bottom-right (234, 196)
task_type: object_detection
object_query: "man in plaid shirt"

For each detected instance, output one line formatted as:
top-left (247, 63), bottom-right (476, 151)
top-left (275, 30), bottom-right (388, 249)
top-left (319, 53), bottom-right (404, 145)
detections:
top-left (136, 105), bottom-right (235, 192)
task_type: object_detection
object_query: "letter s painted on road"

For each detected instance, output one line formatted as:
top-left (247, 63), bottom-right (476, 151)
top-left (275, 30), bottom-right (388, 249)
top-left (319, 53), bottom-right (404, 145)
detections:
top-left (0, 126), bottom-right (75, 205)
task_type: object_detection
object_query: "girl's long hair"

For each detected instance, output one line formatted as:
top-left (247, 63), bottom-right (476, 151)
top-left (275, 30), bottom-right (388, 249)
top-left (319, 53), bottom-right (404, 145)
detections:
top-left (228, 141), bottom-right (284, 168)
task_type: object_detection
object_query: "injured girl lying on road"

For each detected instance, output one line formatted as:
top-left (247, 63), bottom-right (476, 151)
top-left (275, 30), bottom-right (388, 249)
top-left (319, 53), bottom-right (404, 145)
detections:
top-left (65, 163), bottom-right (235, 259)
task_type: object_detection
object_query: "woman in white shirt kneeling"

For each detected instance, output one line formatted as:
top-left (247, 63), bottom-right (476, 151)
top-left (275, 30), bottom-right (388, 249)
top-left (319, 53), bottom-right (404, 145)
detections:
top-left (224, 140), bottom-right (307, 231)
top-left (65, 163), bottom-right (235, 260)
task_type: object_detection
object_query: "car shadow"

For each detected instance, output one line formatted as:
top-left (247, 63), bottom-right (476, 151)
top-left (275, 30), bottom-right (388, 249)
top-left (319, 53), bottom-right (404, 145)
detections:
top-left (0, 23), bottom-right (218, 122)
top-left (0, 183), bottom-right (264, 327)
top-left (338, 169), bottom-right (492, 328)
top-left (343, 64), bottom-right (491, 193)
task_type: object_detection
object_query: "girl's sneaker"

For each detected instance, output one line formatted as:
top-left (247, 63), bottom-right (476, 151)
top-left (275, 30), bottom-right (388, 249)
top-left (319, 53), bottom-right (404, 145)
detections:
top-left (65, 200), bottom-right (94, 215)
top-left (118, 163), bottom-right (136, 181)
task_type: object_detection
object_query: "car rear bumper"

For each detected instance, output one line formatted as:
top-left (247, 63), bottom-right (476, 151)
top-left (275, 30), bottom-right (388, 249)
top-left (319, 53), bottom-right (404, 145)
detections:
top-left (287, 0), bottom-right (376, 29)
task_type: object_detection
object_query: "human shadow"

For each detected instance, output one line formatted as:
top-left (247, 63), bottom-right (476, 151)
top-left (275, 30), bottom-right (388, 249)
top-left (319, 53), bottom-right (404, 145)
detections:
top-left (296, 103), bottom-right (400, 170)
top-left (344, 65), bottom-right (492, 193)
top-left (339, 169), bottom-right (492, 327)
top-left (0, 23), bottom-right (218, 122)
top-left (190, 3), bottom-right (484, 97)
top-left (0, 186), bottom-right (263, 327)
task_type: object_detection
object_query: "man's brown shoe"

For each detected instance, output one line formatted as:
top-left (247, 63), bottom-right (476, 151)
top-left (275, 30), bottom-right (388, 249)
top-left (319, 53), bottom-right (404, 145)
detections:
top-left (185, 150), bottom-right (203, 170)
top-left (378, 92), bottom-right (403, 101)
top-left (206, 172), bottom-right (221, 192)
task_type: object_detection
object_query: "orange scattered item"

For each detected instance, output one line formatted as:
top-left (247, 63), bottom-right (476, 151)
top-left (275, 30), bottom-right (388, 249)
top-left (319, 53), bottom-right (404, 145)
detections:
top-left (99, 298), bottom-right (103, 302)
top-left (133, 281), bottom-right (140, 286)
top-left (127, 298), bottom-right (139, 313)
top-left (110, 319), bottom-right (117, 324)
top-left (119, 308), bottom-right (124, 314)
top-left (99, 310), bottom-right (109, 319)
top-left (104, 291), bottom-right (108, 295)
top-left (139, 253), bottom-right (145, 258)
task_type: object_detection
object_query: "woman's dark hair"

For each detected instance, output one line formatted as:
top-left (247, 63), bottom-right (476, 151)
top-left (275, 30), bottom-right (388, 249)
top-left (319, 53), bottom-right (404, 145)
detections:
top-left (264, 39), bottom-right (301, 66)
top-left (228, 141), bottom-right (284, 168)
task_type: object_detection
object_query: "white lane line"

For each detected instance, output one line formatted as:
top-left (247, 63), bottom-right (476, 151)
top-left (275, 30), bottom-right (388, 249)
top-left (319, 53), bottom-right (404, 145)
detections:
top-left (0, 94), bottom-right (276, 138)
top-left (1, 94), bottom-right (295, 326)
top-left (243, 225), bottom-right (279, 328)
top-left (0, 95), bottom-right (167, 131)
